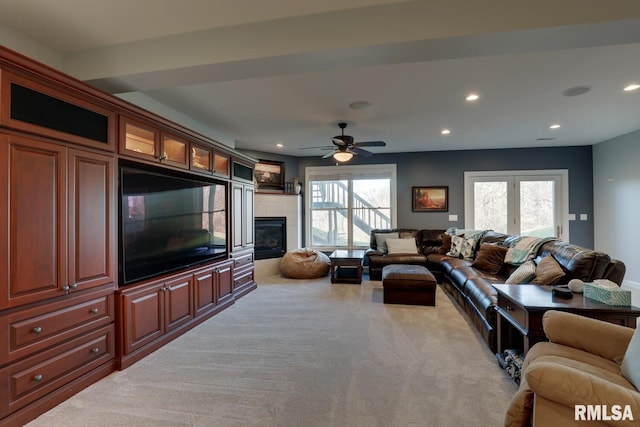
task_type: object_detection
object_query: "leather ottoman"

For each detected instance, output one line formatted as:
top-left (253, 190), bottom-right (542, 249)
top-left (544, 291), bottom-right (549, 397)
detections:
top-left (382, 264), bottom-right (437, 306)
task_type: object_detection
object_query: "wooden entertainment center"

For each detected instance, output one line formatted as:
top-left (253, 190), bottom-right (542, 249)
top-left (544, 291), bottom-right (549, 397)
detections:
top-left (0, 46), bottom-right (257, 426)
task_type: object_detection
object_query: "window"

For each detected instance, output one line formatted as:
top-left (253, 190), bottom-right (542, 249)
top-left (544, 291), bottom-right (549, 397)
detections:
top-left (306, 164), bottom-right (397, 249)
top-left (464, 170), bottom-right (569, 240)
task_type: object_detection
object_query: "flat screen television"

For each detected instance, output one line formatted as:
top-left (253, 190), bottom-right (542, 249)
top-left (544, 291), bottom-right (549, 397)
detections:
top-left (119, 163), bottom-right (227, 285)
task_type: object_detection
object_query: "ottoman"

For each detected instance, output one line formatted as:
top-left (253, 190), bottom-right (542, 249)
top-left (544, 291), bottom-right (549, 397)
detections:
top-left (382, 264), bottom-right (437, 306)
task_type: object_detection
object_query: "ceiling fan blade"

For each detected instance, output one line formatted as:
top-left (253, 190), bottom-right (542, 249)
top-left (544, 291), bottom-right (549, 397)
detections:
top-left (355, 140), bottom-right (386, 147)
top-left (300, 145), bottom-right (334, 150)
top-left (322, 150), bottom-right (337, 159)
top-left (332, 137), bottom-right (347, 146)
top-left (352, 147), bottom-right (373, 157)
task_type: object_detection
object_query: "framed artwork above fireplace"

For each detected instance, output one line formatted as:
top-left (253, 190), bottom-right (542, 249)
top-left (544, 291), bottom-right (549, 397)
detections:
top-left (254, 160), bottom-right (284, 191)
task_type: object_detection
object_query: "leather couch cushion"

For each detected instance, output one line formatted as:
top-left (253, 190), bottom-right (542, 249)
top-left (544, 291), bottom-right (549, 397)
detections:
top-left (537, 241), bottom-right (611, 283)
top-left (472, 243), bottom-right (508, 274)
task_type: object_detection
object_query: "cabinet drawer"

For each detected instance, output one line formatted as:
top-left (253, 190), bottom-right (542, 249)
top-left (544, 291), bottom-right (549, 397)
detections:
top-left (234, 268), bottom-right (254, 289)
top-left (498, 293), bottom-right (526, 329)
top-left (0, 290), bottom-right (114, 364)
top-left (0, 324), bottom-right (115, 418)
top-left (233, 252), bottom-right (254, 269)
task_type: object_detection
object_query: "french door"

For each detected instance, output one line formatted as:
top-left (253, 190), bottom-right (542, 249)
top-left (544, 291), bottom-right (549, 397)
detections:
top-left (464, 170), bottom-right (569, 240)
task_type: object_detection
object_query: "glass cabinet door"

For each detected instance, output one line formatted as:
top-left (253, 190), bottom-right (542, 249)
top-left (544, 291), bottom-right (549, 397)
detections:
top-left (162, 134), bottom-right (188, 168)
top-left (213, 153), bottom-right (229, 176)
top-left (121, 117), bottom-right (159, 159)
top-left (191, 144), bottom-right (212, 172)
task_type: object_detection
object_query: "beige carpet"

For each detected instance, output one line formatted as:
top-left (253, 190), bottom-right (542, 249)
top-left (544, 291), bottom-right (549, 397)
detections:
top-left (28, 276), bottom-right (516, 427)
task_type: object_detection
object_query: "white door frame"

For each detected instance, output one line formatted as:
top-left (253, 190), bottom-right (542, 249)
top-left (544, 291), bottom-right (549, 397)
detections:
top-left (464, 169), bottom-right (569, 241)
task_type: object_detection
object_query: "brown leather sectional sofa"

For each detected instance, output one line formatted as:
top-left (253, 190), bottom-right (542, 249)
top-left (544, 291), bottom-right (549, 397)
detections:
top-left (365, 228), bottom-right (626, 352)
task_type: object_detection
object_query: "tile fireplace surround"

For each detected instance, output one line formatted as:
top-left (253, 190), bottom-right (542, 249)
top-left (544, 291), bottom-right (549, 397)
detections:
top-left (254, 193), bottom-right (302, 277)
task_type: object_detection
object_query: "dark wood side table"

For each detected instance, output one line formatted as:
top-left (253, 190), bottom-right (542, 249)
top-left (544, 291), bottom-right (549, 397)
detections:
top-left (493, 284), bottom-right (640, 356)
top-left (329, 249), bottom-right (365, 284)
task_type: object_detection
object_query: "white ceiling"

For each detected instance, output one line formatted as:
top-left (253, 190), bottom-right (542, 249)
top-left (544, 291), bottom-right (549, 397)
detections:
top-left (1, 0), bottom-right (640, 157)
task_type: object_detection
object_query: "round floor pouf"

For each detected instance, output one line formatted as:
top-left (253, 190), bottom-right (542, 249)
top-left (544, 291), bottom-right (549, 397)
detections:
top-left (280, 248), bottom-right (330, 279)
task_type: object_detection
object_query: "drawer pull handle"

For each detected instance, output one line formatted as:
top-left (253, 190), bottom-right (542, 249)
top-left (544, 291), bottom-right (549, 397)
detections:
top-left (90, 308), bottom-right (99, 314)
top-left (70, 283), bottom-right (78, 290)
top-left (91, 347), bottom-right (100, 354)
top-left (33, 374), bottom-right (43, 382)
top-left (33, 326), bottom-right (43, 334)
top-left (506, 305), bottom-right (514, 311)
top-left (62, 285), bottom-right (70, 293)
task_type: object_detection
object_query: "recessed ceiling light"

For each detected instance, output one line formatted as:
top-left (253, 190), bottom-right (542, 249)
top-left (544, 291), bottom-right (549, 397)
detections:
top-left (349, 101), bottom-right (371, 110)
top-left (550, 124), bottom-right (561, 129)
top-left (441, 129), bottom-right (451, 135)
top-left (276, 143), bottom-right (284, 148)
top-left (465, 93), bottom-right (479, 102)
top-left (562, 86), bottom-right (591, 97)
top-left (624, 83), bottom-right (640, 92)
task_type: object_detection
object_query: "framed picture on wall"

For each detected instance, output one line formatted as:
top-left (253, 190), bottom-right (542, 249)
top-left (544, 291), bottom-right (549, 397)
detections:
top-left (254, 160), bottom-right (285, 191)
top-left (412, 186), bottom-right (448, 212)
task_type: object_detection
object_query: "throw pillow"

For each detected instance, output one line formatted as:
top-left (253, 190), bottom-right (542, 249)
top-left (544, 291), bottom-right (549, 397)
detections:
top-left (505, 260), bottom-right (536, 284)
top-left (385, 238), bottom-right (418, 254)
top-left (531, 255), bottom-right (565, 286)
top-left (621, 326), bottom-right (640, 390)
top-left (447, 235), bottom-right (464, 257)
top-left (460, 237), bottom-right (477, 260)
top-left (472, 243), bottom-right (508, 274)
top-left (439, 234), bottom-right (452, 254)
top-left (375, 232), bottom-right (399, 254)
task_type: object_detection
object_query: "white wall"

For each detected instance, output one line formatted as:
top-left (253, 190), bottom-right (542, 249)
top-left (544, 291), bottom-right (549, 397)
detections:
top-left (593, 129), bottom-right (640, 302)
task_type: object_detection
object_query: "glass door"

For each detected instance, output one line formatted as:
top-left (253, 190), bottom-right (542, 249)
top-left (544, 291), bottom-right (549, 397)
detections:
top-left (465, 170), bottom-right (567, 240)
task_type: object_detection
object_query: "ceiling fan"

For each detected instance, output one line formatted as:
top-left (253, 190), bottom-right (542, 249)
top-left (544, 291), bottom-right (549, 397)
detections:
top-left (303, 122), bottom-right (386, 162)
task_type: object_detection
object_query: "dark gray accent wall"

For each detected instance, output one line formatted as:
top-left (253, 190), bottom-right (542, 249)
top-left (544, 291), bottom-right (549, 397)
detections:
top-left (241, 145), bottom-right (595, 248)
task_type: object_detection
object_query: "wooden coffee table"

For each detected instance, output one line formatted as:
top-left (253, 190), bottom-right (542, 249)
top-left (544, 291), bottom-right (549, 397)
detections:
top-left (329, 249), bottom-right (365, 284)
top-left (493, 284), bottom-right (640, 356)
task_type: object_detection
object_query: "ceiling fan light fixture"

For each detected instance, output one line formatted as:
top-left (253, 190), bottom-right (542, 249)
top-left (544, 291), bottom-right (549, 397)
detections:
top-left (333, 151), bottom-right (354, 162)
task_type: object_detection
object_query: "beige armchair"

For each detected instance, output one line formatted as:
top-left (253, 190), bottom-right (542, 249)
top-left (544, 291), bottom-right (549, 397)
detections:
top-left (505, 310), bottom-right (639, 427)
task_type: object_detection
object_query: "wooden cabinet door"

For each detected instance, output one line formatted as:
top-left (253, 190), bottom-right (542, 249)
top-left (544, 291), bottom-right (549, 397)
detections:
top-left (68, 149), bottom-right (116, 293)
top-left (121, 283), bottom-right (165, 354)
top-left (217, 261), bottom-right (233, 301)
top-left (163, 275), bottom-right (194, 331)
top-left (232, 183), bottom-right (244, 251)
top-left (244, 185), bottom-right (254, 247)
top-left (231, 183), bottom-right (255, 251)
top-left (194, 267), bottom-right (217, 316)
top-left (0, 134), bottom-right (67, 309)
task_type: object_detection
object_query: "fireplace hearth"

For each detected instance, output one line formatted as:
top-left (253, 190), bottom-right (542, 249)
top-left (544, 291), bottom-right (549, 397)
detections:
top-left (254, 217), bottom-right (287, 260)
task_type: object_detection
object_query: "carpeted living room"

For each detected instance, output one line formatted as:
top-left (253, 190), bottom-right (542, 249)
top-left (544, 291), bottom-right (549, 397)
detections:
top-left (2, 2), bottom-right (640, 427)
top-left (27, 274), bottom-right (515, 426)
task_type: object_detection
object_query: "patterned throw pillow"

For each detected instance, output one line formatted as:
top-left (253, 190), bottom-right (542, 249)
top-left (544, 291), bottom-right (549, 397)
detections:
top-left (447, 235), bottom-right (464, 257)
top-left (460, 238), bottom-right (477, 260)
top-left (505, 260), bottom-right (536, 284)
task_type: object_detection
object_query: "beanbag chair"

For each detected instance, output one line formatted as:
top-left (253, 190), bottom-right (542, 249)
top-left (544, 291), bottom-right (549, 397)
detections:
top-left (280, 248), bottom-right (330, 279)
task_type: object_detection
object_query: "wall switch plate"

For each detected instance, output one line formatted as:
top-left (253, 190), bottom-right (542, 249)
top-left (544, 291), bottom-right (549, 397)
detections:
top-left (448, 214), bottom-right (458, 221)
top-left (568, 213), bottom-right (576, 221)
top-left (580, 214), bottom-right (588, 221)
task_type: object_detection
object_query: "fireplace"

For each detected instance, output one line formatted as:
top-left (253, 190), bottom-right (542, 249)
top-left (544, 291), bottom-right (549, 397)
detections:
top-left (254, 217), bottom-right (287, 260)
